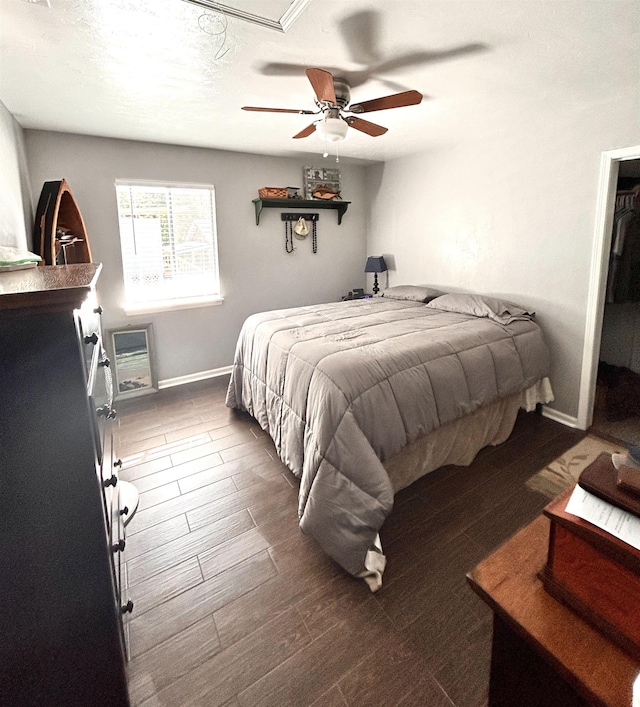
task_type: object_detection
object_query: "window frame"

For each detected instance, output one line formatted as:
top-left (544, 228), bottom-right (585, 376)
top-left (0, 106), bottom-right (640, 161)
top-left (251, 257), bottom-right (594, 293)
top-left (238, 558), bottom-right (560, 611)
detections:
top-left (114, 179), bottom-right (223, 315)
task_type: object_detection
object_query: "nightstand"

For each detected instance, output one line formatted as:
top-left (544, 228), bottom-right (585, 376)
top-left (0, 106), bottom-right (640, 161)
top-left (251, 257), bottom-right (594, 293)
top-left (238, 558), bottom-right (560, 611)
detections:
top-left (341, 292), bottom-right (373, 301)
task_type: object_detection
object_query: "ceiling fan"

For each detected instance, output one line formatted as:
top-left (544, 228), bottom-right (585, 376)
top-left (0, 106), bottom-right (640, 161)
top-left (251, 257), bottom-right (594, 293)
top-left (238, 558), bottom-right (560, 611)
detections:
top-left (258, 11), bottom-right (488, 94)
top-left (242, 67), bottom-right (423, 141)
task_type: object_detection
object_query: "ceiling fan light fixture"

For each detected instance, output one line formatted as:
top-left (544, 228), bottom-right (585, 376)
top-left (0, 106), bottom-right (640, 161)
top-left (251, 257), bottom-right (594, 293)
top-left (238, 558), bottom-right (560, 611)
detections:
top-left (316, 116), bottom-right (348, 142)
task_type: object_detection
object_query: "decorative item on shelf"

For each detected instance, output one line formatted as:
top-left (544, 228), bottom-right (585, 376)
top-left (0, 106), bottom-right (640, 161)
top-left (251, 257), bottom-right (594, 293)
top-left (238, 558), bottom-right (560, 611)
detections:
top-left (282, 213), bottom-right (319, 254)
top-left (258, 186), bottom-right (303, 199)
top-left (56, 228), bottom-right (86, 265)
top-left (312, 184), bottom-right (341, 200)
top-left (258, 187), bottom-right (288, 199)
top-left (365, 255), bottom-right (387, 295)
top-left (303, 166), bottom-right (341, 200)
top-left (33, 178), bottom-right (92, 266)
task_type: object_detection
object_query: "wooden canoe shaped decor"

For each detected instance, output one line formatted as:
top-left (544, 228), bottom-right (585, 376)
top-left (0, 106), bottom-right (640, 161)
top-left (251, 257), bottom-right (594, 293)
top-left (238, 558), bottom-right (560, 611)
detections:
top-left (33, 179), bottom-right (92, 265)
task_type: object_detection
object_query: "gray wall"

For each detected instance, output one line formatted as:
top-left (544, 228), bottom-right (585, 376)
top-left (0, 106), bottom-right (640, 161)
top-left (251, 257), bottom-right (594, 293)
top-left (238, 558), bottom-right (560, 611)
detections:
top-left (365, 92), bottom-right (639, 423)
top-left (24, 131), bottom-right (368, 383)
top-left (14, 84), bottom-right (639, 423)
top-left (0, 99), bottom-right (32, 249)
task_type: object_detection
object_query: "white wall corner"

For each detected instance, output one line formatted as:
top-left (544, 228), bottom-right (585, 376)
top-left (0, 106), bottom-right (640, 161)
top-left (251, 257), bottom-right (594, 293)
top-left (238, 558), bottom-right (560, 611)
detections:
top-left (541, 405), bottom-right (581, 430)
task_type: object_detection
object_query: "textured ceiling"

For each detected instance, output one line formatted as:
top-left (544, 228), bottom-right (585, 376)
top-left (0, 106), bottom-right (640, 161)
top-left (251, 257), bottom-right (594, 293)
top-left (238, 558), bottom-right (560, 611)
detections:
top-left (1, 0), bottom-right (637, 164)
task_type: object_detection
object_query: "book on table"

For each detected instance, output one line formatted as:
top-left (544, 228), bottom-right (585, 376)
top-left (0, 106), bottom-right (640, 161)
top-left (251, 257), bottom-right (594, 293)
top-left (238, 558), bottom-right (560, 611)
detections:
top-left (578, 452), bottom-right (640, 516)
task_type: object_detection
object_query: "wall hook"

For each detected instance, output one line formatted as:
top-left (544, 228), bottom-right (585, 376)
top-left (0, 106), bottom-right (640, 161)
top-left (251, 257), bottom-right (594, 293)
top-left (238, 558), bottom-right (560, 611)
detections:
top-left (281, 213), bottom-right (319, 221)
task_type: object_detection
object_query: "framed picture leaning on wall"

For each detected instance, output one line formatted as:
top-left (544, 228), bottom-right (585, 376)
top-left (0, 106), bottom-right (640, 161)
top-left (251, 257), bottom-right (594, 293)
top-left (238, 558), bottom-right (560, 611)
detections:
top-left (108, 324), bottom-right (158, 399)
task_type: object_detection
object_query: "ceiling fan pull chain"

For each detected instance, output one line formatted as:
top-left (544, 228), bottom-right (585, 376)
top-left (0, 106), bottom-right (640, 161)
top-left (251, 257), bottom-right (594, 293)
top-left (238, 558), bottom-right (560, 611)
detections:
top-left (312, 219), bottom-right (318, 254)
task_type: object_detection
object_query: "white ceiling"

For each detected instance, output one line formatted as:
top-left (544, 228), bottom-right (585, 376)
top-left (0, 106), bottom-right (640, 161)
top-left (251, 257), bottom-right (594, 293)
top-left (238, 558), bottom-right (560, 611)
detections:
top-left (1, 0), bottom-right (637, 164)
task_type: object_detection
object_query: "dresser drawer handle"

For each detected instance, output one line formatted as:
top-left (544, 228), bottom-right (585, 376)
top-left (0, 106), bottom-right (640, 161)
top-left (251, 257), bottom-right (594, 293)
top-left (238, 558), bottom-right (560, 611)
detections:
top-left (120, 506), bottom-right (129, 516)
top-left (93, 305), bottom-right (103, 315)
top-left (112, 539), bottom-right (126, 553)
top-left (114, 459), bottom-right (123, 468)
top-left (107, 408), bottom-right (117, 420)
top-left (99, 357), bottom-right (111, 368)
top-left (84, 332), bottom-right (99, 346)
top-left (103, 475), bottom-right (117, 488)
top-left (96, 404), bottom-right (110, 418)
top-left (121, 600), bottom-right (134, 615)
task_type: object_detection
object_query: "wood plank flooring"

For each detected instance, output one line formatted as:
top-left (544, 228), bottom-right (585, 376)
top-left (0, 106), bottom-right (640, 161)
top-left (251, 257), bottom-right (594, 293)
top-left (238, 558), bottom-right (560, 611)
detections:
top-left (116, 376), bottom-right (585, 707)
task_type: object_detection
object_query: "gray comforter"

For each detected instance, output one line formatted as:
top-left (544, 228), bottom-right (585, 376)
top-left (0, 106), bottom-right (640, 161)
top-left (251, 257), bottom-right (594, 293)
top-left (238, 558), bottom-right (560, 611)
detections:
top-left (226, 298), bottom-right (550, 584)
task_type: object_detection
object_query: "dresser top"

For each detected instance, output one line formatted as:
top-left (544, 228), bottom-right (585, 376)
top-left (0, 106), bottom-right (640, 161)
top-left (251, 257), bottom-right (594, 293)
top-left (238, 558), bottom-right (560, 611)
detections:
top-left (0, 263), bottom-right (102, 314)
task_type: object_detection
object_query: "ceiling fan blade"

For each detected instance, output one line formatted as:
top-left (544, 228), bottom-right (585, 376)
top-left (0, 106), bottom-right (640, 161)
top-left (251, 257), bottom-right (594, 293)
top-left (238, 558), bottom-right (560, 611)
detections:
top-left (293, 123), bottom-right (317, 139)
top-left (349, 90), bottom-right (423, 114)
top-left (373, 44), bottom-right (488, 75)
top-left (346, 117), bottom-right (388, 137)
top-left (339, 10), bottom-right (382, 65)
top-left (305, 68), bottom-right (337, 105)
top-left (259, 61), bottom-right (311, 77)
top-left (242, 106), bottom-right (316, 115)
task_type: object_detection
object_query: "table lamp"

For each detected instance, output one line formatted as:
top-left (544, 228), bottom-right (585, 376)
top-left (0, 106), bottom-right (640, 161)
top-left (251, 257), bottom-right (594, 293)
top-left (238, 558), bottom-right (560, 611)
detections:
top-left (365, 256), bottom-right (387, 295)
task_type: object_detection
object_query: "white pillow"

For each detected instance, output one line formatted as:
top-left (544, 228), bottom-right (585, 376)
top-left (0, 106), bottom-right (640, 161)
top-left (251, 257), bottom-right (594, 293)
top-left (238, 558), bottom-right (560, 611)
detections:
top-left (381, 285), bottom-right (443, 303)
top-left (426, 293), bottom-right (535, 324)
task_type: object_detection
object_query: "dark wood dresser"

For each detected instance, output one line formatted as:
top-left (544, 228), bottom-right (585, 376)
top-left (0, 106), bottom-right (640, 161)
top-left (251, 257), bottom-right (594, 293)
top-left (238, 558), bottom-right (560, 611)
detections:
top-left (0, 264), bottom-right (131, 706)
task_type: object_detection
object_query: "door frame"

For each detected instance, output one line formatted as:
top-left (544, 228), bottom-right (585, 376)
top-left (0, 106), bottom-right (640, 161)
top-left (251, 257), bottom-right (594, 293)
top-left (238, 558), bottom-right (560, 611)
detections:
top-left (578, 145), bottom-right (640, 430)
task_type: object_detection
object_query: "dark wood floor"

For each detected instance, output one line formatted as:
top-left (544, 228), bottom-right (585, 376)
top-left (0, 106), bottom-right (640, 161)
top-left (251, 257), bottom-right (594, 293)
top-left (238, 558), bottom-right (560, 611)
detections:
top-left (117, 376), bottom-right (585, 707)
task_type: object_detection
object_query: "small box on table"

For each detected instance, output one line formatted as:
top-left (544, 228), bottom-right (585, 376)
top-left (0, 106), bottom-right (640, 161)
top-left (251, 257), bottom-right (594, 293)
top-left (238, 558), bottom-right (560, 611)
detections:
top-left (540, 454), bottom-right (640, 661)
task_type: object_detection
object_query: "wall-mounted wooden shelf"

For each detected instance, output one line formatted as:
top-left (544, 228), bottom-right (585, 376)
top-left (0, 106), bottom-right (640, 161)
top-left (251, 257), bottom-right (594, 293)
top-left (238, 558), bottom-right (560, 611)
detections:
top-left (252, 198), bottom-right (350, 225)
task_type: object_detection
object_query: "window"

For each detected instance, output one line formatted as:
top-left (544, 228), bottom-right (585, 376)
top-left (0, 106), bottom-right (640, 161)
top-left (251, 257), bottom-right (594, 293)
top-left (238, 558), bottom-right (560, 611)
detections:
top-left (115, 181), bottom-right (221, 312)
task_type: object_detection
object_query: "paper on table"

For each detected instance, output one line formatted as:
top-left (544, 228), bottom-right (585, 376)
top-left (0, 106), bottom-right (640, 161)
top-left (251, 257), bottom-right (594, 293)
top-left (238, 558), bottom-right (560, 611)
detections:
top-left (565, 485), bottom-right (640, 551)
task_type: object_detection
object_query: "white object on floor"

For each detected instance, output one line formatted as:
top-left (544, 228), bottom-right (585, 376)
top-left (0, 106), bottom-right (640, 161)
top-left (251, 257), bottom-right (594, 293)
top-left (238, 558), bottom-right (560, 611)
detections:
top-left (119, 480), bottom-right (140, 526)
top-left (612, 451), bottom-right (640, 470)
top-left (360, 534), bottom-right (386, 593)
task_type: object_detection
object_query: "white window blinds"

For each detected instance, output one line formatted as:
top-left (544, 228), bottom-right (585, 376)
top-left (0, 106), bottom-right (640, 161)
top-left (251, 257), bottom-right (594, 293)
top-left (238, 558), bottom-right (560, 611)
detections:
top-left (115, 182), bottom-right (220, 306)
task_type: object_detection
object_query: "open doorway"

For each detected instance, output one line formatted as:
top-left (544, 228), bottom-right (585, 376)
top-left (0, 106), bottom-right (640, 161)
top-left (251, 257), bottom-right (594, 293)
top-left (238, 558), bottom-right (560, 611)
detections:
top-left (579, 146), bottom-right (640, 446)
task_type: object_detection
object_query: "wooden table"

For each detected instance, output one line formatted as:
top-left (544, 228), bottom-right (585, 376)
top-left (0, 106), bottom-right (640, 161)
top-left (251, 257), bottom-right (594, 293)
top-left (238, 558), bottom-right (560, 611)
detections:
top-left (467, 514), bottom-right (639, 707)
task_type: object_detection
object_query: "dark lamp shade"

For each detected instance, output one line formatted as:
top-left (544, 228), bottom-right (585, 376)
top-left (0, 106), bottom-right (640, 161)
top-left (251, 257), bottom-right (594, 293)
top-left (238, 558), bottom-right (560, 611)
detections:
top-left (364, 256), bottom-right (387, 273)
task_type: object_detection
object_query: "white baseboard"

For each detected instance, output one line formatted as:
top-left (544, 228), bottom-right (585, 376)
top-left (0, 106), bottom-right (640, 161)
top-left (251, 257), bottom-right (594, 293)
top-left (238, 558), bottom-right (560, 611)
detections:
top-left (158, 365), bottom-right (233, 390)
top-left (541, 405), bottom-right (582, 430)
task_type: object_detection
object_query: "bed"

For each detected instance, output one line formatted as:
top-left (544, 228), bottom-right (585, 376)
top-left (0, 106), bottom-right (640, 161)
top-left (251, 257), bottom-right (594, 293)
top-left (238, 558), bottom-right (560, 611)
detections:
top-left (225, 287), bottom-right (553, 590)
